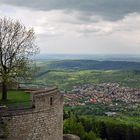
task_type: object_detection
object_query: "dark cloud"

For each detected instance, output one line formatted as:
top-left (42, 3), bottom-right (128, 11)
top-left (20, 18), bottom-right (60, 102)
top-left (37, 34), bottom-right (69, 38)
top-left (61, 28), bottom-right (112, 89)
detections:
top-left (1, 0), bottom-right (140, 21)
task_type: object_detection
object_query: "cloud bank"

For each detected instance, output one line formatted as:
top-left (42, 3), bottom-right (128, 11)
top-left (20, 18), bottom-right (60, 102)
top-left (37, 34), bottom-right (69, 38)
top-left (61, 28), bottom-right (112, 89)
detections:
top-left (1, 0), bottom-right (140, 21)
top-left (0, 1), bottom-right (140, 54)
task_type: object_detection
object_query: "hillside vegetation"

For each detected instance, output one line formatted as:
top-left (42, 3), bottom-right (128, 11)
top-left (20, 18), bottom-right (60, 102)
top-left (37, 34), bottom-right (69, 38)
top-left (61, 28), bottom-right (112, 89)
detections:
top-left (47, 60), bottom-right (140, 70)
top-left (35, 69), bottom-right (140, 90)
top-left (64, 114), bottom-right (140, 140)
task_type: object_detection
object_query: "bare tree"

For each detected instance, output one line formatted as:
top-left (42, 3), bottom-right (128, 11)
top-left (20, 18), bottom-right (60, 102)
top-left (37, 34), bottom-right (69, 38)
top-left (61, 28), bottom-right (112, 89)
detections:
top-left (0, 17), bottom-right (39, 100)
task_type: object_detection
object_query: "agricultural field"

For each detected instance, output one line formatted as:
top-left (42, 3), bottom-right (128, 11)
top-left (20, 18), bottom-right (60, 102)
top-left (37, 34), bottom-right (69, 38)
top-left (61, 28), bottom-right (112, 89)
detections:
top-left (34, 69), bottom-right (140, 90)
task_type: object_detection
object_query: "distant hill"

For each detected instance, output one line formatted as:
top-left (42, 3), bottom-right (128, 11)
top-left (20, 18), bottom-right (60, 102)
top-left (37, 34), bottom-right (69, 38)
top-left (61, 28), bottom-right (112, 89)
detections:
top-left (47, 60), bottom-right (140, 70)
top-left (35, 54), bottom-right (140, 62)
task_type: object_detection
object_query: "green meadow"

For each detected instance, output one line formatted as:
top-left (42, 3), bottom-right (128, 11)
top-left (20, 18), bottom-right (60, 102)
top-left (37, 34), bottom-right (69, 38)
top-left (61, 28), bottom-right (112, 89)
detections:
top-left (0, 90), bottom-right (30, 107)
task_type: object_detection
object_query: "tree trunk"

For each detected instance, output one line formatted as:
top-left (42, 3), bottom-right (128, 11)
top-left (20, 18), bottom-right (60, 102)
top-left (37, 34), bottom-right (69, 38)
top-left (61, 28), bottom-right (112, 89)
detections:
top-left (2, 82), bottom-right (8, 100)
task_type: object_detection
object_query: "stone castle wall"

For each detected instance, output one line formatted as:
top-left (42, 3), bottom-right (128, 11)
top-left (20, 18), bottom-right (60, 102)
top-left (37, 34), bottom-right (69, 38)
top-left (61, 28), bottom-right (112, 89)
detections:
top-left (0, 87), bottom-right (63, 140)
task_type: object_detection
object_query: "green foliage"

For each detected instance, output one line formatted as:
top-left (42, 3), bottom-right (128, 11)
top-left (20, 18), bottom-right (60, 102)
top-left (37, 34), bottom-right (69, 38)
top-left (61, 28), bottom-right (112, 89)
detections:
top-left (64, 116), bottom-right (85, 139)
top-left (64, 114), bottom-right (99, 140)
top-left (64, 114), bottom-right (140, 140)
top-left (84, 131), bottom-right (101, 140)
top-left (64, 103), bottom-right (120, 117)
top-left (90, 116), bottom-right (140, 140)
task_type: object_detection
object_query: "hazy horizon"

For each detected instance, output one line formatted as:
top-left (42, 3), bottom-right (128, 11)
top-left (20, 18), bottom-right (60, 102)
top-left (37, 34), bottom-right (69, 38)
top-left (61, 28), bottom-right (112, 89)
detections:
top-left (34, 53), bottom-right (140, 62)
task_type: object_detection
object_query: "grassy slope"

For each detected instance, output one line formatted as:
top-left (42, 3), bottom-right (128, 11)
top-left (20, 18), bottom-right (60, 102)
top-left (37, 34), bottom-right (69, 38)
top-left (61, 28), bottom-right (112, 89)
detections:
top-left (0, 90), bottom-right (30, 106)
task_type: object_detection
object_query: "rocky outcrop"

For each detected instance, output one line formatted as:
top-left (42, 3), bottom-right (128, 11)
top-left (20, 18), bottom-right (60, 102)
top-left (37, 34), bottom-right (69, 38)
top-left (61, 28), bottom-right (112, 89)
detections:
top-left (63, 134), bottom-right (80, 140)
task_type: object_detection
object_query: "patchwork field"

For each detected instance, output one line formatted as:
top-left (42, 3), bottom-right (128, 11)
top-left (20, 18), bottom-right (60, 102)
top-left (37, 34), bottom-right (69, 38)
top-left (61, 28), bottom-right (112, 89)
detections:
top-left (35, 69), bottom-right (140, 90)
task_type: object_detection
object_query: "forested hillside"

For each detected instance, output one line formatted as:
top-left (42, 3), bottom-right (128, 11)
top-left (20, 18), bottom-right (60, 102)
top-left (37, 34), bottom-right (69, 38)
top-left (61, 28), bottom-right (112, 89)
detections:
top-left (47, 60), bottom-right (140, 70)
top-left (34, 60), bottom-right (140, 90)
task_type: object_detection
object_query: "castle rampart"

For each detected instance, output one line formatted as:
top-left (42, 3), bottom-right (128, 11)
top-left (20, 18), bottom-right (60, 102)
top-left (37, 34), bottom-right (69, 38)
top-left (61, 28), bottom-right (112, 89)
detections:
top-left (0, 87), bottom-right (63, 140)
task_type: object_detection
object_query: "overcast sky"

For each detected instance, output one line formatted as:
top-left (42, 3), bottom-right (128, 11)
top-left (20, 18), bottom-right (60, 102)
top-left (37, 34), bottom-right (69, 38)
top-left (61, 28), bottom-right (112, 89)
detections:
top-left (0, 0), bottom-right (140, 54)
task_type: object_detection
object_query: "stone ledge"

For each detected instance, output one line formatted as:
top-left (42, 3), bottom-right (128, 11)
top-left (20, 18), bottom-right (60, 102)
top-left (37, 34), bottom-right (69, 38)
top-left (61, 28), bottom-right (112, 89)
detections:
top-left (32, 87), bottom-right (58, 95)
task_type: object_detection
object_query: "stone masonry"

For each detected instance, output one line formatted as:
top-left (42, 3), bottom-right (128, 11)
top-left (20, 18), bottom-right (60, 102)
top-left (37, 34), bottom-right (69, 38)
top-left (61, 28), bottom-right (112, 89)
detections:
top-left (0, 87), bottom-right (63, 140)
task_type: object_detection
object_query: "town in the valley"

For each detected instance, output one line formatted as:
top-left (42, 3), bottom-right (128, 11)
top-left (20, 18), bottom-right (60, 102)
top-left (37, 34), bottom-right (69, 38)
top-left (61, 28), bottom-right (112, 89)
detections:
top-left (64, 83), bottom-right (140, 115)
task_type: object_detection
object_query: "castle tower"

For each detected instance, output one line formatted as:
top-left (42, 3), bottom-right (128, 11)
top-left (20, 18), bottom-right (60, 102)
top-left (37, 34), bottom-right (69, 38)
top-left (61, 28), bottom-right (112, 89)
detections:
top-left (0, 87), bottom-right (63, 140)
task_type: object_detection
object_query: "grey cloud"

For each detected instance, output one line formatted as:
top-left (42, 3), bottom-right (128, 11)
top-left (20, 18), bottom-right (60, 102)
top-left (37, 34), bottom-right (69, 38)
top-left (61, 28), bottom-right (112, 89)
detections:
top-left (1, 0), bottom-right (140, 21)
